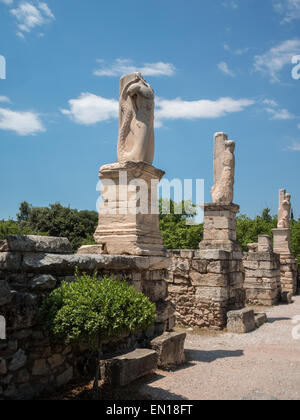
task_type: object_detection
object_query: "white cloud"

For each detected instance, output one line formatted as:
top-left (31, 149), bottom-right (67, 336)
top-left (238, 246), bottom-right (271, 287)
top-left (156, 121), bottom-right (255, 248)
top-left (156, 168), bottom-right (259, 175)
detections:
top-left (265, 107), bottom-right (295, 120)
top-left (0, 95), bottom-right (11, 103)
top-left (0, 107), bottom-right (45, 135)
top-left (37, 1), bottom-right (54, 18)
top-left (94, 59), bottom-right (175, 77)
top-left (61, 93), bottom-right (254, 128)
top-left (218, 61), bottom-right (236, 77)
top-left (10, 1), bottom-right (55, 37)
top-left (61, 93), bottom-right (118, 125)
top-left (254, 39), bottom-right (300, 82)
top-left (222, 1), bottom-right (238, 9)
top-left (297, 123), bottom-right (300, 129)
top-left (287, 141), bottom-right (300, 150)
top-left (223, 43), bottom-right (249, 55)
top-left (263, 99), bottom-right (278, 107)
top-left (262, 98), bottom-right (295, 120)
top-left (274, 0), bottom-right (300, 23)
top-left (16, 31), bottom-right (25, 39)
top-left (0, 0), bottom-right (14, 5)
top-left (156, 97), bottom-right (254, 125)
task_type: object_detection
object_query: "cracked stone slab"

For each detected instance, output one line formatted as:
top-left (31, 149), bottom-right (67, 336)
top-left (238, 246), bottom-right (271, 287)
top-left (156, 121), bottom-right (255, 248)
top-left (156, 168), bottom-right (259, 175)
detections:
top-left (0, 235), bottom-right (73, 254)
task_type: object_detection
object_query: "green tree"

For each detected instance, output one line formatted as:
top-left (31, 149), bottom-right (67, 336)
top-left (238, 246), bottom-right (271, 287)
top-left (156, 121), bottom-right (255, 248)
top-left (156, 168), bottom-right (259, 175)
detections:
top-left (291, 218), bottom-right (300, 264)
top-left (0, 219), bottom-right (33, 239)
top-left (14, 202), bottom-right (98, 250)
top-left (159, 199), bottom-right (203, 249)
top-left (236, 208), bottom-right (277, 251)
top-left (39, 271), bottom-right (156, 393)
top-left (16, 201), bottom-right (32, 222)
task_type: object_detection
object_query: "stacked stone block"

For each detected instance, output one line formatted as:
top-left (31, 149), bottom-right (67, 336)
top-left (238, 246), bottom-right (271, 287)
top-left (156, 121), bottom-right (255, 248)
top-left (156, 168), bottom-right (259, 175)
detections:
top-left (278, 254), bottom-right (298, 296)
top-left (243, 235), bottom-right (281, 306)
top-left (165, 201), bottom-right (246, 330)
top-left (199, 203), bottom-right (240, 252)
top-left (272, 229), bottom-right (298, 296)
top-left (0, 235), bottom-right (174, 400)
top-left (166, 248), bottom-right (245, 330)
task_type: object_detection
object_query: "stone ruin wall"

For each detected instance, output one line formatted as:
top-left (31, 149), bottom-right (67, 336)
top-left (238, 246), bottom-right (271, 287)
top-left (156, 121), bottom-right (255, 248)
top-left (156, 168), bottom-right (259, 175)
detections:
top-left (279, 254), bottom-right (298, 296)
top-left (166, 247), bottom-right (298, 330)
top-left (243, 233), bottom-right (298, 306)
top-left (0, 236), bottom-right (174, 400)
top-left (166, 249), bottom-right (245, 330)
top-left (243, 251), bottom-right (281, 306)
top-left (0, 238), bottom-right (298, 399)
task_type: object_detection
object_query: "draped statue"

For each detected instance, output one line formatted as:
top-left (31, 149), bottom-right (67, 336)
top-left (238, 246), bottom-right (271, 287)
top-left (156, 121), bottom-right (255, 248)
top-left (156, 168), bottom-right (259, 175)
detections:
top-left (278, 190), bottom-right (291, 229)
top-left (211, 132), bottom-right (235, 205)
top-left (117, 73), bottom-right (154, 164)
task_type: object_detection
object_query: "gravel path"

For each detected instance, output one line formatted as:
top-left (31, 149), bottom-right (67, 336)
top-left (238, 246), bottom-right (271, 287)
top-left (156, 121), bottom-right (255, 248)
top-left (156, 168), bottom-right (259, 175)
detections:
top-left (141, 296), bottom-right (300, 400)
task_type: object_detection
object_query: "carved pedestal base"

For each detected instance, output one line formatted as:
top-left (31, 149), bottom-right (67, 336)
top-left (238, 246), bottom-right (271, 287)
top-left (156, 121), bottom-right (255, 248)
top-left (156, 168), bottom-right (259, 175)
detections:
top-left (272, 228), bottom-right (292, 255)
top-left (199, 203), bottom-right (241, 252)
top-left (272, 228), bottom-right (298, 296)
top-left (84, 161), bottom-right (165, 256)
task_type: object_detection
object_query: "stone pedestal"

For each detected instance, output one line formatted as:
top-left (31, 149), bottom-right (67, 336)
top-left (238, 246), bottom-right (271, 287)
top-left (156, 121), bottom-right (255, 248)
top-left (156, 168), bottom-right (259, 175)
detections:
top-left (194, 203), bottom-right (245, 327)
top-left (257, 235), bottom-right (273, 252)
top-left (243, 236), bottom-right (281, 306)
top-left (199, 203), bottom-right (241, 252)
top-left (272, 228), bottom-right (292, 254)
top-left (166, 249), bottom-right (245, 330)
top-left (272, 228), bottom-right (298, 296)
top-left (84, 161), bottom-right (165, 256)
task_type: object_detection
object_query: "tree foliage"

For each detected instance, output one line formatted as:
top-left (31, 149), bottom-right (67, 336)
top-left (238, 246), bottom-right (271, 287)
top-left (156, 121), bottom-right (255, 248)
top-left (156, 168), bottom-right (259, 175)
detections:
top-left (236, 208), bottom-right (278, 251)
top-left (291, 219), bottom-right (300, 264)
top-left (1, 202), bottom-right (98, 250)
top-left (159, 199), bottom-right (203, 249)
top-left (39, 271), bottom-right (156, 391)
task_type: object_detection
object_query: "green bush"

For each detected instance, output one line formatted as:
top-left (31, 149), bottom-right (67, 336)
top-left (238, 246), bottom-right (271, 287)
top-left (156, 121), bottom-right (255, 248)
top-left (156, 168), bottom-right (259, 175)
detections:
top-left (39, 271), bottom-right (156, 391)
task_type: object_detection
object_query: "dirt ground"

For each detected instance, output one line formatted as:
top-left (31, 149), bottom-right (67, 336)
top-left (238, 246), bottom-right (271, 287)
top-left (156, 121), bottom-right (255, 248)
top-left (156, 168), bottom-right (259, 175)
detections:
top-left (139, 296), bottom-right (300, 400)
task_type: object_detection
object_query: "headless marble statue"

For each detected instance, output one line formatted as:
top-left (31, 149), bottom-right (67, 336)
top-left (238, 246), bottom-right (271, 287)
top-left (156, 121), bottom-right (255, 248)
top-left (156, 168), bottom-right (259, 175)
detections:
top-left (211, 132), bottom-right (235, 205)
top-left (117, 73), bottom-right (154, 164)
top-left (278, 190), bottom-right (291, 229)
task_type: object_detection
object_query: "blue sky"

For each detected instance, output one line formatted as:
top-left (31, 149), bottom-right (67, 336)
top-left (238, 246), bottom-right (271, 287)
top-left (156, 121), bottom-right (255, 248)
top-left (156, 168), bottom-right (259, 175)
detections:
top-left (0, 0), bottom-right (300, 220)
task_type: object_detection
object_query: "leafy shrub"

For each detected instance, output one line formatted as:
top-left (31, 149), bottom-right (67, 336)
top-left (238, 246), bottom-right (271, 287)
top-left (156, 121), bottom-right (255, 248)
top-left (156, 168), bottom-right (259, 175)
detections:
top-left (39, 271), bottom-right (156, 391)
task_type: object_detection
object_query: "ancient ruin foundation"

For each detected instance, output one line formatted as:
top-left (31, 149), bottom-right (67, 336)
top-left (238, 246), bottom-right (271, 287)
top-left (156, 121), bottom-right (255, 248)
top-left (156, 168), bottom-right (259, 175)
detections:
top-left (0, 235), bottom-right (174, 400)
top-left (166, 248), bottom-right (245, 329)
top-left (272, 189), bottom-right (298, 296)
top-left (243, 235), bottom-right (281, 306)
